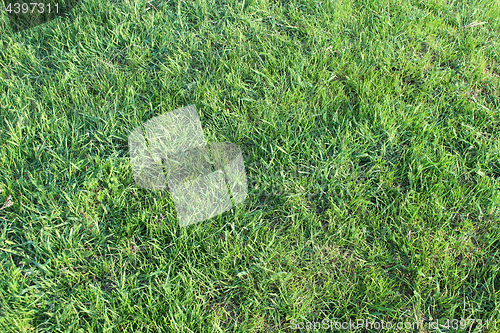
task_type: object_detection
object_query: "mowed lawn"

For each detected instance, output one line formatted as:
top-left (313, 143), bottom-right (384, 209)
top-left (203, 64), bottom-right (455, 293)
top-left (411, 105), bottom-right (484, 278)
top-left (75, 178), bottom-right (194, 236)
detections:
top-left (0, 0), bottom-right (499, 331)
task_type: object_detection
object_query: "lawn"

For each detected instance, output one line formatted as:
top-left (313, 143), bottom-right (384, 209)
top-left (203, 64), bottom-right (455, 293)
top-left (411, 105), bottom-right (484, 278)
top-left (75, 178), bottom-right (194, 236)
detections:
top-left (0, 0), bottom-right (499, 331)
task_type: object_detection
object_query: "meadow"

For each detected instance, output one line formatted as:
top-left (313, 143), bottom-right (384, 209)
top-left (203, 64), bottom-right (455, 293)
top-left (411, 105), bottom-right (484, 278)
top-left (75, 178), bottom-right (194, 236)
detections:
top-left (0, 0), bottom-right (499, 331)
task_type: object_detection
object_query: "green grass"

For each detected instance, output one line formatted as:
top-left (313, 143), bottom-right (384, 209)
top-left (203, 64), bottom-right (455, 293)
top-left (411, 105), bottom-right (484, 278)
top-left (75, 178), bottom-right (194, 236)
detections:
top-left (0, 0), bottom-right (499, 331)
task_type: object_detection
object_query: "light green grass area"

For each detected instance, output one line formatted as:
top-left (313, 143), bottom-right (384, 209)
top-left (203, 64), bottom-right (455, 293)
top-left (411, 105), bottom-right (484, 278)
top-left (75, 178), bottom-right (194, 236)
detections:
top-left (0, 0), bottom-right (499, 331)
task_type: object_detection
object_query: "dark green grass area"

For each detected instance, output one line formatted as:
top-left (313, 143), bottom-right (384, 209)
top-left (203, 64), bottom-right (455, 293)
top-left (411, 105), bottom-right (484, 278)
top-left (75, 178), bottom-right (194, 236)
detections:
top-left (0, 0), bottom-right (499, 331)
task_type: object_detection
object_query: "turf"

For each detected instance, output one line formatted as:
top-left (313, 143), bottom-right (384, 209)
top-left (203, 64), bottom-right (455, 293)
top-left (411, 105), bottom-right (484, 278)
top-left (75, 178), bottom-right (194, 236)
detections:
top-left (0, 0), bottom-right (499, 331)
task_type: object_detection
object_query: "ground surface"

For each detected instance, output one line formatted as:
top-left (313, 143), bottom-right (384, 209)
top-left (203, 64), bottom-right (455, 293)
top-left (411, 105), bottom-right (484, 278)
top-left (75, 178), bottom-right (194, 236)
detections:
top-left (0, 0), bottom-right (499, 331)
